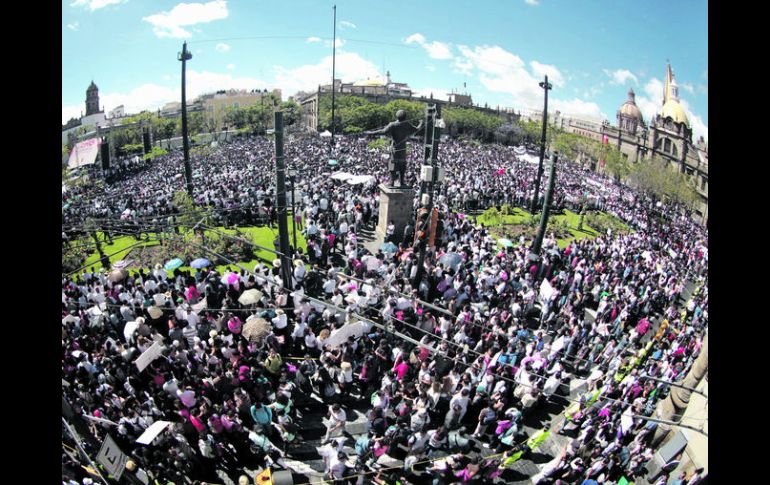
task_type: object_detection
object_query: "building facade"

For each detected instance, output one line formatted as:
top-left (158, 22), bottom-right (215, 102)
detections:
top-left (198, 88), bottom-right (282, 124)
top-left (85, 81), bottom-right (103, 116)
top-left (604, 64), bottom-right (708, 223)
top-left (62, 81), bottom-right (107, 144)
top-left (298, 72), bottom-right (517, 133)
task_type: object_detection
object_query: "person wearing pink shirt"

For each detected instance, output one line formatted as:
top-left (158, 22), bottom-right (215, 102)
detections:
top-left (393, 357), bottom-right (409, 381)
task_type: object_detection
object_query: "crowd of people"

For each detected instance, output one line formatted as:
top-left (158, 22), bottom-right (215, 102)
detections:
top-left (62, 133), bottom-right (708, 485)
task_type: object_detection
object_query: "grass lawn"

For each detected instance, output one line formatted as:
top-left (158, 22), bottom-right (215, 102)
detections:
top-left (477, 207), bottom-right (630, 250)
top-left (76, 217), bottom-right (307, 275)
top-left (477, 207), bottom-right (532, 226)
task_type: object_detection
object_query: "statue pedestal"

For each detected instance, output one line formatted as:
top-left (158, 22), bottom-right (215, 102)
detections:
top-left (375, 184), bottom-right (414, 246)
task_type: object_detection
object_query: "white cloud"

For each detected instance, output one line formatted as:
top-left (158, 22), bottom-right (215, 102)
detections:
top-left (162, 74), bottom-right (172, 81)
top-left (603, 68), bottom-right (638, 86)
top-left (525, 0), bottom-right (539, 5)
top-left (67, 21), bottom-right (80, 31)
top-left (405, 32), bottom-right (453, 60)
top-left (186, 70), bottom-right (267, 98)
top-left (70, 0), bottom-right (127, 11)
top-left (550, 98), bottom-right (604, 120)
top-left (339, 20), bottom-right (356, 30)
top-left (584, 83), bottom-right (603, 98)
top-left (452, 44), bottom-right (567, 111)
top-left (405, 33), bottom-right (425, 45)
top-left (530, 61), bottom-right (565, 87)
top-left (635, 77), bottom-right (664, 123)
top-left (274, 52), bottom-right (382, 97)
top-left (62, 69), bottom-right (269, 123)
top-left (143, 0), bottom-right (228, 39)
top-left (681, 82), bottom-right (694, 94)
top-left (453, 57), bottom-right (474, 76)
top-left (697, 83), bottom-right (708, 95)
top-left (62, 104), bottom-right (84, 125)
top-left (678, 98), bottom-right (708, 142)
top-left (322, 38), bottom-right (345, 48)
top-left (306, 36), bottom-right (321, 43)
top-left (426, 65), bottom-right (436, 72)
top-left (411, 87), bottom-right (449, 101)
top-left (226, 64), bottom-right (235, 70)
top-left (424, 41), bottom-right (452, 60)
top-left (215, 42), bottom-right (230, 52)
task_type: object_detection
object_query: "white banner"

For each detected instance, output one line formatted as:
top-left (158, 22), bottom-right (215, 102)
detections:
top-left (136, 420), bottom-right (172, 445)
top-left (134, 341), bottom-right (163, 372)
top-left (97, 435), bottom-right (128, 480)
top-left (68, 137), bottom-right (101, 169)
top-left (539, 278), bottom-right (555, 304)
top-left (324, 321), bottom-right (367, 349)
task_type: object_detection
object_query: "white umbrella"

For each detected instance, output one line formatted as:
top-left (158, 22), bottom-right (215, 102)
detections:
top-left (331, 172), bottom-right (354, 181)
top-left (108, 269), bottom-right (128, 283)
top-left (365, 257), bottom-right (382, 271)
top-left (241, 316), bottom-right (271, 343)
top-left (238, 289), bottom-right (263, 305)
top-left (147, 306), bottom-right (163, 319)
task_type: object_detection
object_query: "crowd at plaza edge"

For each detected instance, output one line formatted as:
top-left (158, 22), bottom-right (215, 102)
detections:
top-left (62, 133), bottom-right (708, 485)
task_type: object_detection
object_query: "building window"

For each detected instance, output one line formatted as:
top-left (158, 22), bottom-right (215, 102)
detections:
top-left (664, 138), bottom-right (671, 153)
top-left (672, 144), bottom-right (678, 157)
top-left (700, 177), bottom-right (706, 190)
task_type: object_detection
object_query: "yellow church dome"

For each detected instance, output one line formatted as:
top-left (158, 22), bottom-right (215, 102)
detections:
top-left (661, 99), bottom-right (689, 127)
top-left (353, 78), bottom-right (385, 87)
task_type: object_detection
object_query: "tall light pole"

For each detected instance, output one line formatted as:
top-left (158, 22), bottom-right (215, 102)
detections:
top-left (274, 112), bottom-right (293, 289)
top-left (530, 75), bottom-right (553, 214)
top-left (531, 151), bottom-right (558, 258)
top-left (329, 5), bottom-right (337, 159)
top-left (288, 167), bottom-right (298, 252)
top-left (178, 41), bottom-right (194, 197)
top-left (413, 104), bottom-right (441, 287)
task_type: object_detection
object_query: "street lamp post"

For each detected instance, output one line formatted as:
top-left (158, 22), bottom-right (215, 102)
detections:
top-left (288, 167), bottom-right (297, 253)
top-left (530, 76), bottom-right (553, 214)
top-left (178, 41), bottom-right (194, 197)
top-left (530, 151), bottom-right (558, 265)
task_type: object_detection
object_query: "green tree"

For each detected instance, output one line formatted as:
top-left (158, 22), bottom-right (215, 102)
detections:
top-left (202, 116), bottom-right (219, 135)
top-left (601, 145), bottom-right (632, 182)
top-left (143, 146), bottom-right (168, 161)
top-left (627, 156), bottom-right (697, 208)
top-left (382, 99), bottom-right (424, 126)
top-left (122, 143), bottom-right (144, 154)
top-left (172, 190), bottom-right (211, 228)
top-left (224, 106), bottom-right (247, 130)
top-left (188, 111), bottom-right (205, 136)
top-left (444, 107), bottom-right (504, 142)
top-left (280, 100), bottom-right (301, 125)
top-left (245, 104), bottom-right (272, 135)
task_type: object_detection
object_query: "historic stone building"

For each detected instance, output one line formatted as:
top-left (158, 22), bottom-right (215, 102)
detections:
top-left (85, 81), bottom-right (103, 116)
top-left (597, 63), bottom-right (708, 224)
top-left (297, 72), bottom-right (517, 133)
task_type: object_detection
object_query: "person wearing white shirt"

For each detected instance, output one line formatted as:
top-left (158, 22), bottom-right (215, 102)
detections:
top-left (324, 403), bottom-right (347, 441)
top-left (449, 389), bottom-right (470, 421)
top-left (272, 310), bottom-right (288, 330)
top-left (323, 278), bottom-right (337, 297)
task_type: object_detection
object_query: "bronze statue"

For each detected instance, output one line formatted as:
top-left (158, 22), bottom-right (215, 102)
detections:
top-left (365, 110), bottom-right (423, 187)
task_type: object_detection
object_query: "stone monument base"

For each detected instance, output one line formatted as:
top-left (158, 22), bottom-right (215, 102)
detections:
top-left (375, 184), bottom-right (414, 246)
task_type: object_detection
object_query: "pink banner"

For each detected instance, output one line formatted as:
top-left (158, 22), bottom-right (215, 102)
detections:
top-left (68, 137), bottom-right (101, 168)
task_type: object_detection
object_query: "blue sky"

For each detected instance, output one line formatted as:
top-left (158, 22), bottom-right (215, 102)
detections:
top-left (63, 0), bottom-right (708, 140)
